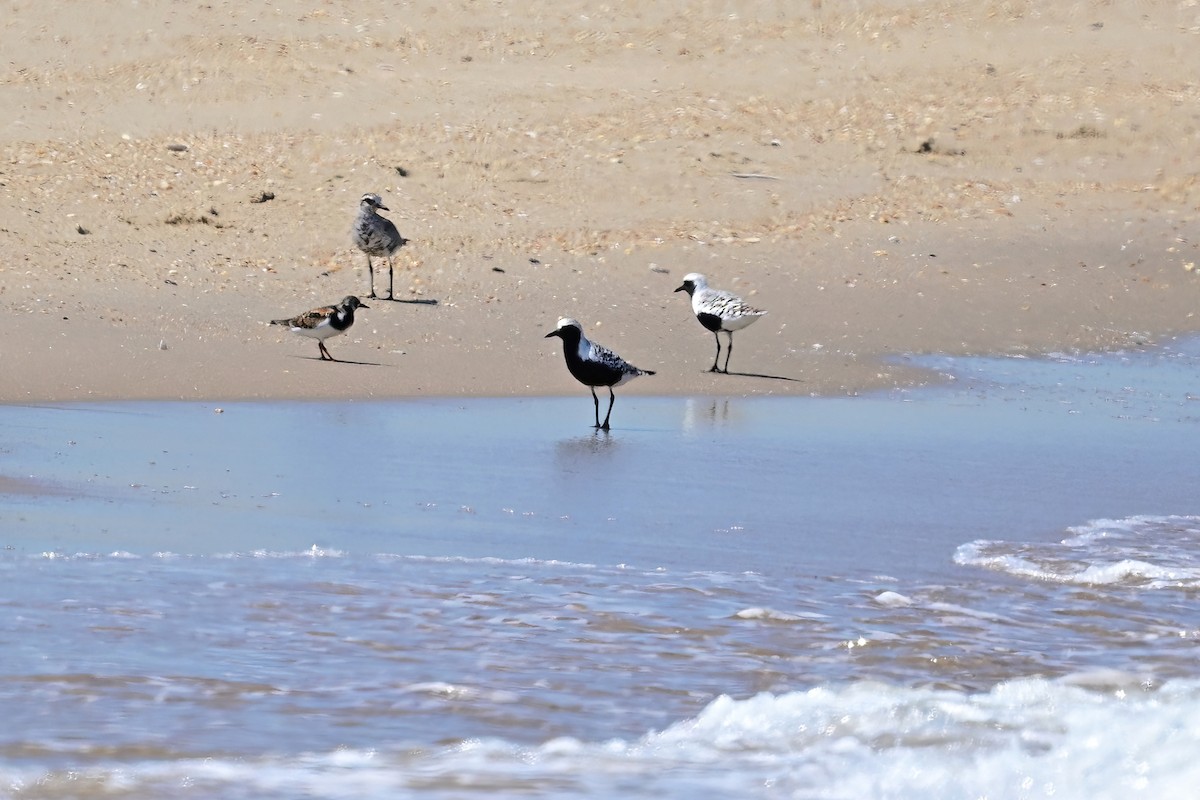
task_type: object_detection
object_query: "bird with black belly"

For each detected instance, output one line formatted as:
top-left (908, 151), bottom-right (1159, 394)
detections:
top-left (545, 318), bottom-right (655, 430)
top-left (674, 272), bottom-right (766, 374)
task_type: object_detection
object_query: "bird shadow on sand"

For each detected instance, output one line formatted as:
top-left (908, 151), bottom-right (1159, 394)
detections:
top-left (719, 370), bottom-right (803, 382)
top-left (379, 297), bottom-right (439, 306)
top-left (288, 355), bottom-right (387, 366)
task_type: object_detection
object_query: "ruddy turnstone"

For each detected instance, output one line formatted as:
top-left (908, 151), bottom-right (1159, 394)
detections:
top-left (674, 272), bottom-right (767, 373)
top-left (545, 317), bottom-right (655, 431)
top-left (352, 192), bottom-right (408, 300)
top-left (270, 295), bottom-right (368, 361)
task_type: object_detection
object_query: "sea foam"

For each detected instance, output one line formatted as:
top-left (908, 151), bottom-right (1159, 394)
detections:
top-left (8, 678), bottom-right (1198, 799)
top-left (955, 515), bottom-right (1200, 589)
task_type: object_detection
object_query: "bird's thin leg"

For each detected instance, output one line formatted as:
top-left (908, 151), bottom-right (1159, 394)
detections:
top-left (317, 341), bottom-right (331, 361)
top-left (600, 387), bottom-right (615, 431)
top-left (367, 256), bottom-right (378, 299)
top-left (709, 332), bottom-right (722, 373)
top-left (387, 256), bottom-right (395, 301)
top-left (723, 332), bottom-right (734, 373)
top-left (590, 387), bottom-right (602, 428)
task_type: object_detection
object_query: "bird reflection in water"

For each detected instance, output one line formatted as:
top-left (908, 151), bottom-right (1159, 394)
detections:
top-left (682, 397), bottom-right (735, 434)
top-left (553, 430), bottom-right (621, 475)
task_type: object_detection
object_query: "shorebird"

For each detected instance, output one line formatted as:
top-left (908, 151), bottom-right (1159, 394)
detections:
top-left (270, 295), bottom-right (368, 361)
top-left (674, 272), bottom-right (767, 374)
top-left (545, 317), bottom-right (655, 430)
top-left (352, 192), bottom-right (408, 301)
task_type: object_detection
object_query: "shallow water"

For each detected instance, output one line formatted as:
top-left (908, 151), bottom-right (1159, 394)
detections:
top-left (2, 338), bottom-right (1200, 798)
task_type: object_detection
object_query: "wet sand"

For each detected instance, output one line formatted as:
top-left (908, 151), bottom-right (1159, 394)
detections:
top-left (3, 1), bottom-right (1200, 403)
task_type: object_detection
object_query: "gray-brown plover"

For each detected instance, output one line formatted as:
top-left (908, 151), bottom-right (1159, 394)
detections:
top-left (352, 193), bottom-right (408, 300)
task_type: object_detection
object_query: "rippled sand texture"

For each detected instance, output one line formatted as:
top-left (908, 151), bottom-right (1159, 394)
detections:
top-left (3, 1), bottom-right (1200, 401)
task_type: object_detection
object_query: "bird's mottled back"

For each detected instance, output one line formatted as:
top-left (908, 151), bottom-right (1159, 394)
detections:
top-left (353, 193), bottom-right (405, 257)
top-left (584, 338), bottom-right (654, 382)
top-left (679, 272), bottom-right (766, 323)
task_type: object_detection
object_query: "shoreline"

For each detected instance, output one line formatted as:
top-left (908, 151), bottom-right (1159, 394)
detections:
top-left (3, 2), bottom-right (1199, 404)
top-left (5, 209), bottom-right (1195, 405)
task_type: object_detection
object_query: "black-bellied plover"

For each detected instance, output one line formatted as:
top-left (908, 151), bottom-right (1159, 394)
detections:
top-left (270, 296), bottom-right (368, 361)
top-left (674, 272), bottom-right (766, 373)
top-left (352, 193), bottom-right (408, 301)
top-left (545, 317), bottom-right (655, 430)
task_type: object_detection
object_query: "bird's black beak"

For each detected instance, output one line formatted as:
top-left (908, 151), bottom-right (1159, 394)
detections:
top-left (378, 204), bottom-right (390, 212)
top-left (359, 302), bottom-right (370, 309)
top-left (673, 284), bottom-right (686, 293)
top-left (544, 330), bottom-right (561, 339)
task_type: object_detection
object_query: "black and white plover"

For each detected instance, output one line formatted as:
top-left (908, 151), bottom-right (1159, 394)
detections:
top-left (545, 317), bottom-right (655, 430)
top-left (674, 272), bottom-right (767, 373)
top-left (352, 193), bottom-right (408, 301)
top-left (270, 295), bottom-right (368, 361)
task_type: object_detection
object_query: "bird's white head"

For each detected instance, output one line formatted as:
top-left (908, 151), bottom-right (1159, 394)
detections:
top-left (675, 272), bottom-right (708, 296)
top-left (545, 317), bottom-right (583, 341)
top-left (360, 193), bottom-right (388, 211)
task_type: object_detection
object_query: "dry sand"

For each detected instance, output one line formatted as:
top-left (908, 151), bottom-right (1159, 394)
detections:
top-left (3, 0), bottom-right (1199, 403)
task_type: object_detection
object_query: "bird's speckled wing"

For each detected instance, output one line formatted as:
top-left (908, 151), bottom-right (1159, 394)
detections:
top-left (282, 304), bottom-right (336, 330)
top-left (587, 340), bottom-right (650, 377)
top-left (353, 210), bottom-right (405, 256)
top-left (694, 288), bottom-right (766, 321)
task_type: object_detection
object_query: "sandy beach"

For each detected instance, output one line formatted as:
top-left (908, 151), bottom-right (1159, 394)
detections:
top-left (3, 0), bottom-right (1199, 403)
